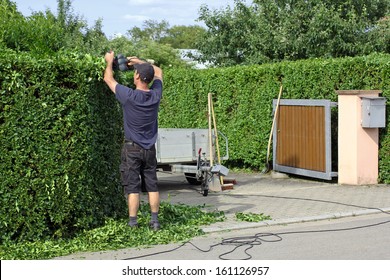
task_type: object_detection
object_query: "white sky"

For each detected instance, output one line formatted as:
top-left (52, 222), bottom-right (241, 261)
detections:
top-left (12, 0), bottom-right (248, 38)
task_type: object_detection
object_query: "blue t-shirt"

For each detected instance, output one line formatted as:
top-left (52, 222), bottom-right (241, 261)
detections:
top-left (115, 80), bottom-right (163, 149)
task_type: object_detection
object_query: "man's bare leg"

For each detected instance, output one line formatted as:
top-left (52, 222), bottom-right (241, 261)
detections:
top-left (128, 193), bottom-right (140, 227)
top-left (148, 192), bottom-right (160, 213)
top-left (148, 192), bottom-right (160, 230)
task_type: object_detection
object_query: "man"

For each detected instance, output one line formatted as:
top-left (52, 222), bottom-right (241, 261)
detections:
top-left (104, 51), bottom-right (163, 230)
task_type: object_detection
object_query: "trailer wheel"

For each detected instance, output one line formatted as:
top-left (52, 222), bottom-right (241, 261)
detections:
top-left (184, 173), bottom-right (202, 185)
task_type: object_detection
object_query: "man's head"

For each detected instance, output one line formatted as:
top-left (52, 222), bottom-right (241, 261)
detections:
top-left (134, 63), bottom-right (155, 84)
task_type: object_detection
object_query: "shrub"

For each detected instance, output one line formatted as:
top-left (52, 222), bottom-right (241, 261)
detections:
top-left (0, 50), bottom-right (125, 242)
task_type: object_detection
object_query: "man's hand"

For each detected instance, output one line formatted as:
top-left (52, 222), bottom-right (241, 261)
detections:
top-left (104, 51), bottom-right (118, 94)
top-left (127, 56), bottom-right (142, 66)
top-left (127, 56), bottom-right (163, 82)
top-left (127, 56), bottom-right (155, 65)
top-left (105, 51), bottom-right (115, 65)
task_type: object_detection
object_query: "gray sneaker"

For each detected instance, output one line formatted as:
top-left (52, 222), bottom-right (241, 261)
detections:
top-left (149, 221), bottom-right (161, 231)
top-left (127, 221), bottom-right (138, 228)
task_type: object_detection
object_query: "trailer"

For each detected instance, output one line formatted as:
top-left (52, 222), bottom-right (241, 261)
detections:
top-left (156, 128), bottom-right (229, 196)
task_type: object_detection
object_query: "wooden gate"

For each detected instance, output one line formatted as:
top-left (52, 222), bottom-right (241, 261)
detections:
top-left (272, 99), bottom-right (338, 180)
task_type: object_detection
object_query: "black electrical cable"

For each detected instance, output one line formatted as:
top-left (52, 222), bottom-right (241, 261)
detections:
top-left (122, 196), bottom-right (390, 260)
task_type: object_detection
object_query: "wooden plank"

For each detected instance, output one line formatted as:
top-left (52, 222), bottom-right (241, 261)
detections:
top-left (276, 105), bottom-right (326, 172)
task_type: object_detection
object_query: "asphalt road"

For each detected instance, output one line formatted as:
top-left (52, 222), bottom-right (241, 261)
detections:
top-left (120, 212), bottom-right (390, 260)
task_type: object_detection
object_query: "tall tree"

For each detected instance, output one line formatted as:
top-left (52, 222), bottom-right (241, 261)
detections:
top-left (127, 20), bottom-right (170, 42)
top-left (160, 25), bottom-right (206, 49)
top-left (195, 0), bottom-right (390, 66)
top-left (0, 0), bottom-right (27, 50)
top-left (0, 0), bottom-right (109, 55)
top-left (369, 15), bottom-right (390, 53)
top-left (127, 20), bottom-right (206, 49)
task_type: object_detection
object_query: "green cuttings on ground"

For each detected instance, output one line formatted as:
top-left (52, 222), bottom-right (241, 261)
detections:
top-left (0, 202), bottom-right (225, 260)
top-left (235, 212), bottom-right (272, 223)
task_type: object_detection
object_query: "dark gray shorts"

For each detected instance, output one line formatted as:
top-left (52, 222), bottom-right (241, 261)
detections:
top-left (120, 142), bottom-right (158, 194)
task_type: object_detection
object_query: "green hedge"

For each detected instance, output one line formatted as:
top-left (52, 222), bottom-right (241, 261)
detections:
top-left (160, 53), bottom-right (390, 182)
top-left (1, 51), bottom-right (389, 243)
top-left (0, 50), bottom-right (125, 242)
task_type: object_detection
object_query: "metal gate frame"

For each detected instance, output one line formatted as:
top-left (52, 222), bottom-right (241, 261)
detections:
top-left (272, 99), bottom-right (338, 180)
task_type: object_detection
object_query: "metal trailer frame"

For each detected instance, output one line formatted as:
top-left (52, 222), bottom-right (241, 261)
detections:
top-left (155, 128), bottom-right (229, 196)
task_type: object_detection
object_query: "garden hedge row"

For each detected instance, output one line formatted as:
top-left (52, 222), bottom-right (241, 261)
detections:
top-left (1, 51), bottom-right (389, 243)
top-left (0, 50), bottom-right (125, 242)
top-left (160, 53), bottom-right (390, 182)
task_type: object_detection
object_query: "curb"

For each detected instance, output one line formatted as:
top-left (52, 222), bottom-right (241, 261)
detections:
top-left (202, 207), bottom-right (390, 233)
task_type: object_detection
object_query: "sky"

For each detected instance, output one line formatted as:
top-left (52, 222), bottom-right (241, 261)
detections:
top-left (13, 0), bottom-right (247, 38)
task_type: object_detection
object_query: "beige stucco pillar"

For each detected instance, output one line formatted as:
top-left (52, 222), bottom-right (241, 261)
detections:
top-left (337, 90), bottom-right (382, 185)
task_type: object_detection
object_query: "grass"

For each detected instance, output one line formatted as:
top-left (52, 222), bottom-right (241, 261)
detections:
top-left (0, 202), bottom-right (225, 260)
top-left (235, 212), bottom-right (272, 223)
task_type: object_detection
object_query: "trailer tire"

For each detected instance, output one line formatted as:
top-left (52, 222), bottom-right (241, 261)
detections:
top-left (184, 173), bottom-right (202, 185)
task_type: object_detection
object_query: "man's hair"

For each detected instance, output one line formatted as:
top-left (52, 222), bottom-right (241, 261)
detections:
top-left (134, 63), bottom-right (155, 84)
